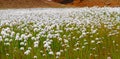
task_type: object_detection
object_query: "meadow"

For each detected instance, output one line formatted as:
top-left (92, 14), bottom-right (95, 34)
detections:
top-left (0, 7), bottom-right (120, 59)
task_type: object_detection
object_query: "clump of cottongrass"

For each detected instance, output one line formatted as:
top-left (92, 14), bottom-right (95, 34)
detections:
top-left (0, 7), bottom-right (120, 59)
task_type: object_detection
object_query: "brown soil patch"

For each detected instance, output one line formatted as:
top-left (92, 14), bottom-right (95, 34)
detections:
top-left (52, 0), bottom-right (120, 7)
top-left (68, 0), bottom-right (120, 7)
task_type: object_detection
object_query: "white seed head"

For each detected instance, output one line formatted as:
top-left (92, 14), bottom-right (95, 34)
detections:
top-left (49, 51), bottom-right (54, 55)
top-left (24, 50), bottom-right (30, 55)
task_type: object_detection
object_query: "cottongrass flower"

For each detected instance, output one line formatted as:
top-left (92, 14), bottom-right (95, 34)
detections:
top-left (116, 16), bottom-right (120, 21)
top-left (107, 56), bottom-right (112, 59)
top-left (94, 54), bottom-right (98, 57)
top-left (58, 37), bottom-right (62, 41)
top-left (90, 53), bottom-right (93, 56)
top-left (116, 44), bottom-right (119, 46)
top-left (0, 36), bottom-right (2, 42)
top-left (74, 42), bottom-right (79, 46)
top-left (56, 52), bottom-right (61, 56)
top-left (4, 38), bottom-right (9, 42)
top-left (20, 42), bottom-right (25, 46)
top-left (9, 39), bottom-right (13, 42)
top-left (40, 50), bottom-right (43, 53)
top-left (42, 54), bottom-right (46, 56)
top-left (4, 43), bottom-right (10, 46)
top-left (60, 50), bottom-right (64, 53)
top-left (92, 47), bottom-right (96, 50)
top-left (82, 46), bottom-right (85, 49)
top-left (20, 47), bottom-right (24, 50)
top-left (91, 40), bottom-right (95, 43)
top-left (24, 50), bottom-right (30, 55)
top-left (117, 26), bottom-right (120, 29)
top-left (49, 51), bottom-right (54, 55)
top-left (95, 38), bottom-right (99, 40)
top-left (31, 37), bottom-right (36, 40)
top-left (34, 41), bottom-right (39, 47)
top-left (15, 35), bottom-right (20, 40)
top-left (10, 31), bottom-right (15, 37)
top-left (96, 41), bottom-right (102, 44)
top-left (6, 53), bottom-right (9, 56)
top-left (84, 42), bottom-right (88, 45)
top-left (34, 44), bottom-right (39, 48)
top-left (74, 47), bottom-right (80, 51)
top-left (33, 55), bottom-right (37, 59)
top-left (56, 56), bottom-right (59, 59)
top-left (28, 47), bottom-right (32, 50)
top-left (113, 40), bottom-right (115, 43)
top-left (64, 39), bottom-right (68, 43)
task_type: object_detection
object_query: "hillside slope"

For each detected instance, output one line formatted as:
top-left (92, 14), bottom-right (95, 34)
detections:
top-left (52, 0), bottom-right (120, 7)
top-left (0, 0), bottom-right (119, 8)
top-left (70, 0), bottom-right (120, 7)
top-left (0, 0), bottom-right (66, 8)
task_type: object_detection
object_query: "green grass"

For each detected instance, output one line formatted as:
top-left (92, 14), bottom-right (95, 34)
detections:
top-left (0, 22), bottom-right (120, 59)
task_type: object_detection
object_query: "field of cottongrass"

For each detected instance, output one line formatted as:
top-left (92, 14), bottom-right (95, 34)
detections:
top-left (0, 7), bottom-right (120, 59)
